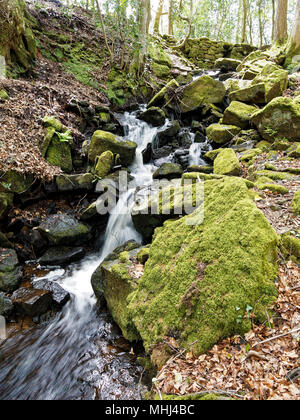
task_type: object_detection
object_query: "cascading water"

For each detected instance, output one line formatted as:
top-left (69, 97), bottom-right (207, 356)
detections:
top-left (0, 110), bottom-right (161, 401)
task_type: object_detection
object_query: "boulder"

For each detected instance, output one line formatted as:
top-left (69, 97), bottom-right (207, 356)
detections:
top-left (206, 124), bottom-right (241, 144)
top-left (153, 163), bottom-right (183, 180)
top-left (179, 75), bottom-right (226, 113)
top-left (147, 79), bottom-right (179, 108)
top-left (11, 287), bottom-right (53, 318)
top-left (95, 150), bottom-right (114, 178)
top-left (127, 177), bottom-right (278, 356)
top-left (91, 245), bottom-right (143, 342)
top-left (56, 173), bottom-right (94, 192)
top-left (42, 116), bottom-right (68, 133)
top-left (139, 107), bottom-right (166, 127)
top-left (38, 246), bottom-right (85, 266)
top-left (251, 97), bottom-right (300, 142)
top-left (88, 130), bottom-right (137, 166)
top-left (0, 293), bottom-right (13, 318)
top-left (153, 121), bottom-right (181, 148)
top-left (0, 249), bottom-right (22, 293)
top-left (45, 134), bottom-right (73, 173)
top-left (224, 78), bottom-right (252, 93)
top-left (148, 42), bottom-right (172, 67)
top-left (0, 171), bottom-right (34, 194)
top-left (214, 148), bottom-right (242, 176)
top-left (222, 101), bottom-right (257, 129)
top-left (229, 83), bottom-right (266, 104)
top-left (152, 63), bottom-right (171, 78)
top-left (33, 279), bottom-right (70, 307)
top-left (215, 57), bottom-right (241, 72)
top-left (38, 214), bottom-right (92, 246)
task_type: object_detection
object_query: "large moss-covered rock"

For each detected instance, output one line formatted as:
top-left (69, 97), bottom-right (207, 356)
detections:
top-left (179, 76), bottom-right (226, 113)
top-left (91, 246), bottom-right (143, 341)
top-left (152, 63), bottom-right (171, 78)
top-left (0, 249), bottom-right (22, 293)
top-left (127, 177), bottom-right (278, 356)
top-left (280, 233), bottom-right (300, 264)
top-left (38, 214), bottom-right (92, 246)
top-left (251, 97), bottom-right (300, 142)
top-left (56, 173), bottom-right (94, 192)
top-left (0, 171), bottom-right (33, 194)
top-left (215, 58), bottom-right (241, 72)
top-left (292, 190), bottom-right (300, 215)
top-left (46, 135), bottom-right (73, 173)
top-left (148, 42), bottom-right (172, 67)
top-left (139, 107), bottom-right (166, 127)
top-left (153, 163), bottom-right (183, 180)
top-left (0, 192), bottom-right (13, 220)
top-left (147, 79), bottom-right (179, 108)
top-left (214, 148), bottom-right (242, 176)
top-left (88, 130), bottom-right (137, 165)
top-left (206, 124), bottom-right (241, 144)
top-left (229, 83), bottom-right (266, 104)
top-left (222, 101), bottom-right (257, 129)
top-left (95, 150), bottom-right (114, 178)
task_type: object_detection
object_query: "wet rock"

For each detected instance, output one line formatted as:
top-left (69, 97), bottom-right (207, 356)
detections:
top-left (219, 72), bottom-right (236, 82)
top-left (56, 174), bottom-right (94, 192)
top-left (215, 58), bottom-right (241, 72)
top-left (142, 143), bottom-right (153, 163)
top-left (214, 148), bottom-right (242, 177)
top-left (33, 280), bottom-right (70, 307)
top-left (153, 163), bottom-right (183, 180)
top-left (177, 129), bottom-right (193, 148)
top-left (222, 101), bottom-right (258, 129)
top-left (206, 123), bottom-right (241, 144)
top-left (38, 214), bottom-right (92, 246)
top-left (139, 107), bottom-right (166, 127)
top-left (11, 287), bottom-right (53, 317)
top-left (0, 293), bottom-right (13, 318)
top-left (147, 79), bottom-right (179, 108)
top-left (95, 151), bottom-right (114, 178)
top-left (31, 230), bottom-right (48, 256)
top-left (0, 171), bottom-right (34, 194)
top-left (153, 121), bottom-right (181, 148)
top-left (187, 165), bottom-right (213, 174)
top-left (39, 247), bottom-right (85, 266)
top-left (0, 249), bottom-right (22, 293)
top-left (88, 130), bottom-right (137, 166)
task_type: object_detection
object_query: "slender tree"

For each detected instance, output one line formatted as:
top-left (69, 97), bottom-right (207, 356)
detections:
top-left (241, 0), bottom-right (248, 43)
top-left (154, 0), bottom-right (164, 33)
top-left (168, 0), bottom-right (174, 36)
top-left (292, 0), bottom-right (300, 49)
top-left (274, 0), bottom-right (288, 43)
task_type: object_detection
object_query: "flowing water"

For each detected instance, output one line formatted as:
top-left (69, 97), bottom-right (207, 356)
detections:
top-left (0, 109), bottom-right (205, 400)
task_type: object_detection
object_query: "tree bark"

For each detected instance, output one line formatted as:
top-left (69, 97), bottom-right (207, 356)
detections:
top-left (274, 0), bottom-right (288, 43)
top-left (154, 0), bottom-right (164, 34)
top-left (241, 0), bottom-right (247, 43)
top-left (292, 0), bottom-right (300, 49)
top-left (168, 0), bottom-right (174, 36)
top-left (0, 0), bottom-right (36, 74)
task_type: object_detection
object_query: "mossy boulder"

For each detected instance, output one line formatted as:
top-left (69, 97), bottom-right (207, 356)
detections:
top-left (206, 124), bottom-right (241, 145)
top-left (223, 101), bottom-right (257, 129)
top-left (56, 173), bottom-right (94, 192)
top-left (139, 107), bottom-right (166, 127)
top-left (224, 78), bottom-right (251, 93)
top-left (95, 150), bottom-right (114, 178)
top-left (0, 192), bottom-right (13, 220)
top-left (137, 248), bottom-right (150, 265)
top-left (0, 171), bottom-right (34, 194)
top-left (229, 83), bottom-right (266, 104)
top-left (0, 292), bottom-right (13, 318)
top-left (251, 97), bottom-right (300, 142)
top-left (88, 130), bottom-right (137, 166)
top-left (127, 177), bottom-right (278, 356)
top-left (280, 233), bottom-right (300, 264)
top-left (215, 58), bottom-right (241, 72)
top-left (214, 148), bottom-right (242, 176)
top-left (152, 63), bottom-right (171, 79)
top-left (292, 190), bottom-right (300, 215)
top-left (287, 143), bottom-right (300, 158)
top-left (91, 246), bottom-right (143, 341)
top-left (42, 116), bottom-right (68, 133)
top-left (179, 76), bottom-right (226, 113)
top-left (46, 135), bottom-right (73, 173)
top-left (153, 163), bottom-right (183, 180)
top-left (148, 42), bottom-right (172, 67)
top-left (147, 79), bottom-right (179, 108)
top-left (0, 249), bottom-right (22, 293)
top-left (38, 214), bottom-right (92, 246)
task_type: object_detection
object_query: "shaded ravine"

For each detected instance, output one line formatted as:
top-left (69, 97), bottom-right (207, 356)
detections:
top-left (0, 109), bottom-right (205, 400)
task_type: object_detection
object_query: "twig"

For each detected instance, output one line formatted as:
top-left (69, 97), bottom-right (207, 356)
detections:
top-left (253, 326), bottom-right (300, 347)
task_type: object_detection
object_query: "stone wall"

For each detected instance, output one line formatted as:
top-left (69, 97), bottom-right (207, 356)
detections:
top-left (181, 37), bottom-right (257, 69)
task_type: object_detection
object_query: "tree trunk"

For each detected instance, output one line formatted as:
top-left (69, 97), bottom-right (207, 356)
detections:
top-left (0, 0), bottom-right (36, 74)
top-left (274, 0), bottom-right (288, 43)
top-left (272, 0), bottom-right (276, 40)
top-left (154, 0), bottom-right (164, 34)
top-left (168, 0), bottom-right (174, 36)
top-left (236, 0), bottom-right (242, 43)
top-left (292, 0), bottom-right (300, 49)
top-left (258, 0), bottom-right (263, 48)
top-left (241, 0), bottom-right (247, 43)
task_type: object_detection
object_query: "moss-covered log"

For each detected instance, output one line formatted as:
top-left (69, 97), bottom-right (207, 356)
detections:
top-left (0, 0), bottom-right (36, 75)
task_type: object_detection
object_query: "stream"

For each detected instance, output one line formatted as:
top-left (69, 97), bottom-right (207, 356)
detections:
top-left (0, 108), bottom-right (207, 400)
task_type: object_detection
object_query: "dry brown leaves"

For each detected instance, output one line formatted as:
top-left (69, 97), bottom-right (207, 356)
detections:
top-left (155, 261), bottom-right (300, 400)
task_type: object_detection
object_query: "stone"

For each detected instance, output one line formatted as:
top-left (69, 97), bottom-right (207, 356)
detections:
top-left (148, 42), bottom-right (172, 67)
top-left (0, 231), bottom-right (12, 248)
top-left (0, 171), bottom-right (34, 194)
top-left (38, 246), bottom-right (85, 266)
top-left (56, 173), bottom-right (94, 192)
top-left (0, 192), bottom-right (13, 220)
top-left (206, 124), bottom-right (241, 144)
top-left (33, 280), bottom-right (70, 307)
top-left (292, 190), bottom-right (300, 215)
top-left (152, 63), bottom-right (171, 78)
top-left (42, 116), bottom-right (67, 133)
top-left (0, 292), bottom-right (13, 318)
top-left (127, 177), bottom-right (278, 356)
top-left (153, 163), bottom-right (183, 180)
top-left (214, 148), bottom-right (242, 176)
top-left (280, 233), bottom-right (300, 264)
top-left (46, 134), bottom-right (73, 173)
top-left (251, 97), bottom-right (300, 142)
top-left (0, 89), bottom-right (9, 101)
top-left (0, 249), bottom-right (22, 293)
top-left (222, 101), bottom-right (258, 129)
top-left (38, 214), bottom-right (92, 246)
top-left (139, 107), bottom-right (166, 127)
top-left (153, 121), bottom-right (181, 148)
top-left (147, 79), bottom-right (179, 108)
top-left (12, 288), bottom-right (53, 318)
top-left (179, 75), bottom-right (226, 113)
top-left (215, 57), bottom-right (241, 72)
top-left (229, 82), bottom-right (266, 104)
top-left (88, 130), bottom-right (137, 166)
top-left (95, 150), bottom-right (114, 178)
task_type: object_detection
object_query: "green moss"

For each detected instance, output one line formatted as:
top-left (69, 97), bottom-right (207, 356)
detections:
top-left (148, 79), bottom-right (179, 108)
top-left (128, 177), bottom-right (278, 356)
top-left (152, 62), bottom-right (171, 78)
top-left (153, 393), bottom-right (221, 401)
top-left (239, 149), bottom-right (261, 166)
top-left (253, 170), bottom-right (291, 181)
top-left (214, 149), bottom-right (242, 177)
top-left (292, 190), bottom-right (300, 215)
top-left (0, 90), bottom-right (9, 101)
top-left (41, 127), bottom-right (55, 157)
top-left (42, 116), bottom-right (67, 133)
top-left (137, 248), bottom-right (150, 264)
top-left (280, 233), bottom-right (300, 263)
top-left (0, 171), bottom-right (34, 194)
top-left (204, 149), bottom-right (223, 162)
top-left (46, 135), bottom-right (73, 173)
top-left (223, 101), bottom-right (257, 129)
top-left (255, 181), bottom-right (289, 195)
top-left (95, 150), bottom-right (114, 178)
top-left (206, 124), bottom-right (241, 145)
top-left (256, 141), bottom-right (272, 151)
